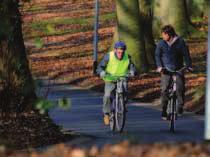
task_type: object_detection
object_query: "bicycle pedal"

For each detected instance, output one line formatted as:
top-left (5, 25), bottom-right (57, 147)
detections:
top-left (109, 114), bottom-right (114, 120)
top-left (162, 116), bottom-right (168, 121)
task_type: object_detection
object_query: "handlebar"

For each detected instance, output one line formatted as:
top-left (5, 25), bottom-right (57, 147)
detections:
top-left (159, 67), bottom-right (193, 75)
top-left (104, 73), bottom-right (133, 81)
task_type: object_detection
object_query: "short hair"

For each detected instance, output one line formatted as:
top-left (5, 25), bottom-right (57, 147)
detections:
top-left (161, 25), bottom-right (177, 37)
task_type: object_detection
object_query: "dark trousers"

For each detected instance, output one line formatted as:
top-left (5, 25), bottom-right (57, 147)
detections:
top-left (161, 72), bottom-right (185, 112)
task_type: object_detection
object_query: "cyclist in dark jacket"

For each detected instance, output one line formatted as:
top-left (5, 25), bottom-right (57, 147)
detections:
top-left (155, 25), bottom-right (193, 120)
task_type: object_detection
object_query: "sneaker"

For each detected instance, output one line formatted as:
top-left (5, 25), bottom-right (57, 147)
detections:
top-left (161, 111), bottom-right (168, 121)
top-left (103, 113), bottom-right (109, 125)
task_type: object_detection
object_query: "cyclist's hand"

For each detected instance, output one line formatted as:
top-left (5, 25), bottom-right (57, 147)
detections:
top-left (100, 71), bottom-right (106, 78)
top-left (156, 67), bottom-right (163, 73)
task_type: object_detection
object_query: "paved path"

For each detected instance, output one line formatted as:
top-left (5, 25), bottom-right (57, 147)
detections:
top-left (48, 84), bottom-right (204, 147)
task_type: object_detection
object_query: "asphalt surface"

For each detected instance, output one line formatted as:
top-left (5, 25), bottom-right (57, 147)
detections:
top-left (48, 84), bottom-right (204, 148)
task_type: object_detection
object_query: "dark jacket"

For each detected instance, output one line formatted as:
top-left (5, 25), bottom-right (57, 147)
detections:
top-left (96, 51), bottom-right (136, 75)
top-left (155, 37), bottom-right (192, 71)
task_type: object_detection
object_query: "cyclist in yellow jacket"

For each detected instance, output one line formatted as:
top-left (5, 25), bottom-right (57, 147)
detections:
top-left (97, 41), bottom-right (136, 125)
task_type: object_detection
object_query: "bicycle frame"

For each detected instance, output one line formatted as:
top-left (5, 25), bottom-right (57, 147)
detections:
top-left (167, 74), bottom-right (178, 132)
top-left (110, 77), bottom-right (127, 132)
top-left (167, 75), bottom-right (177, 115)
top-left (164, 67), bottom-right (187, 132)
top-left (115, 78), bottom-right (126, 107)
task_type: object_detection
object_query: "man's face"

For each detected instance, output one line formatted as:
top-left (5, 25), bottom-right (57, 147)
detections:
top-left (161, 32), bottom-right (171, 41)
top-left (115, 48), bottom-right (125, 60)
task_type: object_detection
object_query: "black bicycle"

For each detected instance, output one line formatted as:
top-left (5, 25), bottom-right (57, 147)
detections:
top-left (163, 67), bottom-right (189, 132)
top-left (109, 76), bottom-right (128, 132)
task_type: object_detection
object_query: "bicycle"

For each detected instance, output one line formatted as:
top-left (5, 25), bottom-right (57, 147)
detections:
top-left (108, 76), bottom-right (129, 133)
top-left (162, 67), bottom-right (190, 132)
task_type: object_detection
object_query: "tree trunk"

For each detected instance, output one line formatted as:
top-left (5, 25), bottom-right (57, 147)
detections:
top-left (183, 0), bottom-right (195, 27)
top-left (186, 0), bottom-right (208, 19)
top-left (139, 0), bottom-right (155, 68)
top-left (116, 0), bottom-right (147, 72)
top-left (0, 0), bottom-right (36, 114)
top-left (153, 0), bottom-right (192, 37)
top-left (111, 26), bottom-right (119, 50)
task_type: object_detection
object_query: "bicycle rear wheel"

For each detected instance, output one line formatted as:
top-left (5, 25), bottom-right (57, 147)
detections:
top-left (115, 95), bottom-right (126, 132)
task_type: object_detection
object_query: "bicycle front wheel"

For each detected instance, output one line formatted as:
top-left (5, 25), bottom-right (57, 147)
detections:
top-left (170, 114), bottom-right (175, 132)
top-left (109, 112), bottom-right (115, 131)
top-left (115, 95), bottom-right (126, 132)
top-left (109, 100), bottom-right (115, 131)
top-left (169, 97), bottom-right (176, 133)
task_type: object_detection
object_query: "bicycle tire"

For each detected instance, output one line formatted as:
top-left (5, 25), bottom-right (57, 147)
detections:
top-left (109, 111), bottom-right (115, 131)
top-left (169, 97), bottom-right (176, 132)
top-left (109, 99), bottom-right (115, 131)
top-left (115, 95), bottom-right (126, 132)
top-left (170, 114), bottom-right (175, 132)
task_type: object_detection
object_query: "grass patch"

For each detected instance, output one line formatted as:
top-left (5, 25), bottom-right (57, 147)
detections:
top-left (24, 12), bottom-right (116, 38)
top-left (188, 28), bottom-right (207, 39)
top-left (22, 5), bottom-right (46, 13)
top-left (191, 16), bottom-right (206, 23)
top-left (30, 12), bottom-right (116, 33)
top-left (31, 19), bottom-right (88, 32)
top-left (100, 12), bottom-right (116, 21)
top-left (24, 25), bottom-right (93, 38)
top-left (44, 25), bottom-right (92, 36)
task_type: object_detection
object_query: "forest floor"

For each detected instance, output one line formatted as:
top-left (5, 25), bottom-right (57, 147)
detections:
top-left (0, 0), bottom-right (208, 155)
top-left (2, 141), bottom-right (210, 157)
top-left (0, 110), bottom-right (76, 150)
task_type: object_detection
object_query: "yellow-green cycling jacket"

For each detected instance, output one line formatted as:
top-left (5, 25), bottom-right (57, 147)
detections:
top-left (96, 51), bottom-right (136, 82)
